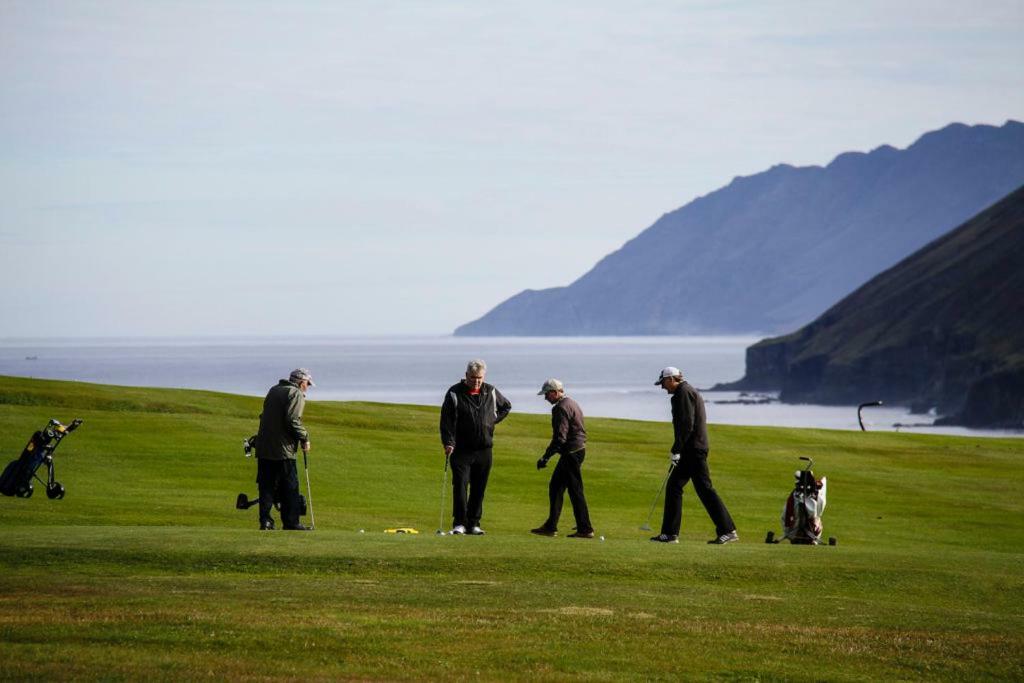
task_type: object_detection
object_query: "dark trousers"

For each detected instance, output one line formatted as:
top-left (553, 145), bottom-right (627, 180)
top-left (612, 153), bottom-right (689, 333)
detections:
top-left (257, 458), bottom-right (301, 529)
top-left (450, 447), bottom-right (492, 528)
top-left (544, 449), bottom-right (593, 533)
top-left (661, 451), bottom-right (735, 537)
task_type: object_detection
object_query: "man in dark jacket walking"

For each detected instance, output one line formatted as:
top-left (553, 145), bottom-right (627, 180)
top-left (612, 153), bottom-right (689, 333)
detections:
top-left (256, 368), bottom-right (314, 531)
top-left (651, 367), bottom-right (737, 544)
top-left (531, 379), bottom-right (595, 539)
top-left (439, 359), bottom-right (511, 535)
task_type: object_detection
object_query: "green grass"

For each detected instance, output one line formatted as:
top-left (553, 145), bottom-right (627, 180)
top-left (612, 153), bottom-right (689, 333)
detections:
top-left (1, 375), bottom-right (1022, 681)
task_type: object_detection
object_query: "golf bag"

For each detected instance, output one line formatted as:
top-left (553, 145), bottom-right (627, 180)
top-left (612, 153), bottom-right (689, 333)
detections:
top-left (1, 418), bottom-right (83, 500)
top-left (235, 435), bottom-right (306, 524)
top-left (766, 457), bottom-right (835, 546)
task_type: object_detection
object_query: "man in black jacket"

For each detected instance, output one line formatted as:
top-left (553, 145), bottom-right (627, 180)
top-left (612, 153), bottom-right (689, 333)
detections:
top-left (256, 368), bottom-right (314, 531)
top-left (439, 359), bottom-right (511, 535)
top-left (531, 378), bottom-right (595, 539)
top-left (651, 367), bottom-right (737, 544)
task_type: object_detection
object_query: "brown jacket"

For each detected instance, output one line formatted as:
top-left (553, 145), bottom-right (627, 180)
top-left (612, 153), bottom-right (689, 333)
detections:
top-left (543, 395), bottom-right (587, 458)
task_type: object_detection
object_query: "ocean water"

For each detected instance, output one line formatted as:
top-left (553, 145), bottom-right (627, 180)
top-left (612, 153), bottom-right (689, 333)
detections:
top-left (0, 336), bottom-right (1019, 438)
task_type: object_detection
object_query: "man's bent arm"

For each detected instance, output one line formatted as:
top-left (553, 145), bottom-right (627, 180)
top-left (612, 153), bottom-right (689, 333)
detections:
top-left (287, 391), bottom-right (309, 443)
top-left (494, 388), bottom-right (512, 423)
top-left (543, 405), bottom-right (569, 459)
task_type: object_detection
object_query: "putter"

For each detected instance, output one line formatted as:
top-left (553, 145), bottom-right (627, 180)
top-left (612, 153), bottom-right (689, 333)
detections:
top-left (436, 453), bottom-right (450, 535)
top-left (639, 462), bottom-right (676, 531)
top-left (302, 448), bottom-right (315, 530)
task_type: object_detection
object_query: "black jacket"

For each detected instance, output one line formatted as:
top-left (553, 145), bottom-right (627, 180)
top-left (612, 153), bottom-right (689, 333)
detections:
top-left (671, 381), bottom-right (709, 455)
top-left (440, 381), bottom-right (511, 452)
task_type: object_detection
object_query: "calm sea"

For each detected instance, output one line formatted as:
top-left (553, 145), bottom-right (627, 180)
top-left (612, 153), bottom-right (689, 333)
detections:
top-left (0, 336), bottom-right (1018, 438)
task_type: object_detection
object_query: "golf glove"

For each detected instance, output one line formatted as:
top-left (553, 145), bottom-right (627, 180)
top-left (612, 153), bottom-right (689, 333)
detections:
top-left (536, 457), bottom-right (549, 470)
top-left (670, 453), bottom-right (681, 465)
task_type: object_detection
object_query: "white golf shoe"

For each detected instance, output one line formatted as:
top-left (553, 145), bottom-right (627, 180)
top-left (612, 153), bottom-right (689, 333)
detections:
top-left (450, 525), bottom-right (466, 535)
top-left (468, 526), bottom-right (485, 535)
top-left (708, 530), bottom-right (739, 545)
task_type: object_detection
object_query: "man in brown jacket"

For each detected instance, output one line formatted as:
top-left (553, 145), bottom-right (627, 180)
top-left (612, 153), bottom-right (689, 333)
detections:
top-left (531, 379), bottom-right (595, 539)
top-left (256, 368), bottom-right (314, 531)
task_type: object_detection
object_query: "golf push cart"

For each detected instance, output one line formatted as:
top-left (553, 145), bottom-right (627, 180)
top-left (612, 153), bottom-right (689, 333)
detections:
top-left (235, 434), bottom-right (312, 529)
top-left (0, 418), bottom-right (83, 500)
top-left (765, 457), bottom-right (837, 546)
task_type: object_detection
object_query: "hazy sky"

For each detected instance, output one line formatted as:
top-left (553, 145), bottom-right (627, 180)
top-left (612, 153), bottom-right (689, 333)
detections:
top-left (2, 1), bottom-right (1022, 337)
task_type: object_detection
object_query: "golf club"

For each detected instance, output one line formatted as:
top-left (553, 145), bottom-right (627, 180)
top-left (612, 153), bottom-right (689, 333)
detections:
top-left (639, 462), bottom-right (676, 531)
top-left (857, 400), bottom-right (883, 431)
top-left (436, 453), bottom-right (450, 535)
top-left (302, 447), bottom-right (315, 530)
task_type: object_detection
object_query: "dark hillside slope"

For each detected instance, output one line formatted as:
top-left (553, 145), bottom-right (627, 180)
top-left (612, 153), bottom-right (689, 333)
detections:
top-left (457, 120), bottom-right (1024, 336)
top-left (726, 186), bottom-right (1024, 429)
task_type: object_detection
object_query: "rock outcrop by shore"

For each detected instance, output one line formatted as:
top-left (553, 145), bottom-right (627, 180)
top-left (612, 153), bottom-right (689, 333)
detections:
top-left (718, 186), bottom-right (1024, 429)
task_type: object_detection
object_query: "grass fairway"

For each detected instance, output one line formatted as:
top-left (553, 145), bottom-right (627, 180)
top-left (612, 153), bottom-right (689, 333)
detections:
top-left (1, 375), bottom-right (1022, 681)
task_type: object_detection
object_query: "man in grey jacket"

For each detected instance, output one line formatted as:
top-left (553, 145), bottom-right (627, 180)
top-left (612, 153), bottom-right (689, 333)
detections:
top-left (651, 366), bottom-right (737, 544)
top-left (531, 379), bottom-right (595, 539)
top-left (256, 368), bottom-right (314, 531)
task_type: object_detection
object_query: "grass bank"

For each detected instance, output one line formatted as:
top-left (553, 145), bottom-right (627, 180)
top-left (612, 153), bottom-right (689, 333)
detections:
top-left (1, 375), bottom-right (1021, 681)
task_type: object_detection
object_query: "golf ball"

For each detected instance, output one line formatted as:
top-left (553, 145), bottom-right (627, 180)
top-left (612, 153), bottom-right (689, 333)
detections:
top-left (359, 529), bottom-right (365, 534)
top-left (599, 536), bottom-right (605, 541)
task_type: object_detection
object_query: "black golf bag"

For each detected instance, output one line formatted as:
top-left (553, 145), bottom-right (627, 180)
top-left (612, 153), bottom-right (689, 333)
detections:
top-left (1, 418), bottom-right (83, 499)
top-left (235, 434), bottom-right (306, 526)
top-left (766, 457), bottom-right (836, 546)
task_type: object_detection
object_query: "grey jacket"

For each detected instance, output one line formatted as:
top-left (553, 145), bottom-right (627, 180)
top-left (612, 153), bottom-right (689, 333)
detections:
top-left (257, 379), bottom-right (309, 461)
top-left (543, 395), bottom-right (587, 459)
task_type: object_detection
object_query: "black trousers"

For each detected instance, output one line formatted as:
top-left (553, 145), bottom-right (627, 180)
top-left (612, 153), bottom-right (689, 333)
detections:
top-left (450, 447), bottom-right (492, 528)
top-left (257, 458), bottom-right (301, 529)
top-left (661, 451), bottom-right (735, 537)
top-left (544, 449), bottom-right (593, 533)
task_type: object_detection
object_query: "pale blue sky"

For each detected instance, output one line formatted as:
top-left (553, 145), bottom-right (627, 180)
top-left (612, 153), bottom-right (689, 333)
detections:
top-left (1, 1), bottom-right (1022, 336)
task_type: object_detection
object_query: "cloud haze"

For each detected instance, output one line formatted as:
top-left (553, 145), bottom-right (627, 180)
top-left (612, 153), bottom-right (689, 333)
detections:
top-left (1, 1), bottom-right (1022, 336)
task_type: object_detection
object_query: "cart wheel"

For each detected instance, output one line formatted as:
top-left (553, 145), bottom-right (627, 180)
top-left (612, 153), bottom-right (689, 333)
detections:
top-left (828, 536), bottom-right (837, 546)
top-left (47, 482), bottom-right (65, 500)
top-left (765, 530), bottom-right (775, 544)
top-left (17, 483), bottom-right (33, 498)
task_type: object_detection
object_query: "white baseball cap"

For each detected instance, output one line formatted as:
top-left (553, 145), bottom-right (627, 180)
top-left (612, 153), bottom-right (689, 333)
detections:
top-left (654, 367), bottom-right (682, 385)
top-left (537, 378), bottom-right (564, 395)
top-left (290, 368), bottom-right (315, 386)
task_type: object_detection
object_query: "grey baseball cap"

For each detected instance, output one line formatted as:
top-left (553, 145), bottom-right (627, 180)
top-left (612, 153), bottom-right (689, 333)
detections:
top-left (654, 366), bottom-right (682, 385)
top-left (537, 378), bottom-right (564, 395)
top-left (290, 368), bottom-right (315, 386)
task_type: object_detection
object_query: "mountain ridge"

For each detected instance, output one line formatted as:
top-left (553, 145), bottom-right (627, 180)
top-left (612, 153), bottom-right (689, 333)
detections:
top-left (456, 119), bottom-right (1024, 336)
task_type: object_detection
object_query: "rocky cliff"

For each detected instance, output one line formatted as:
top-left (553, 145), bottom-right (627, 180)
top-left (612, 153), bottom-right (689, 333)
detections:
top-left (721, 186), bottom-right (1024, 429)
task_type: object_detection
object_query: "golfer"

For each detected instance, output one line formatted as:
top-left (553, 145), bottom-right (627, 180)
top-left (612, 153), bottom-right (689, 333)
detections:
top-left (255, 368), bottom-right (314, 531)
top-left (531, 379), bottom-right (595, 539)
top-left (651, 367), bottom-right (738, 544)
top-left (439, 359), bottom-right (511, 535)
